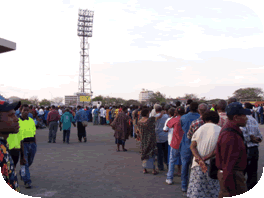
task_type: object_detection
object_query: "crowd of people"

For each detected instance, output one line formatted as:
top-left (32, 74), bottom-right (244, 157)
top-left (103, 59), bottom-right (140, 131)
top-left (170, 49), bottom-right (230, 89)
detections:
top-left (0, 96), bottom-right (263, 197)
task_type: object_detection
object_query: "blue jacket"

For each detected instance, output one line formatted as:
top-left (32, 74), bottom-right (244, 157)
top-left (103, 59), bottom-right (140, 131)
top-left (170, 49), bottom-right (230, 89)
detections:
top-left (74, 109), bottom-right (88, 122)
top-left (179, 112), bottom-right (200, 158)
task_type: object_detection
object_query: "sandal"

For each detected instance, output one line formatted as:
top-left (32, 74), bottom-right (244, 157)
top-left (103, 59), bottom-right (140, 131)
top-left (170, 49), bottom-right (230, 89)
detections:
top-left (143, 169), bottom-right (148, 174)
top-left (116, 149), bottom-right (120, 152)
top-left (152, 170), bottom-right (159, 175)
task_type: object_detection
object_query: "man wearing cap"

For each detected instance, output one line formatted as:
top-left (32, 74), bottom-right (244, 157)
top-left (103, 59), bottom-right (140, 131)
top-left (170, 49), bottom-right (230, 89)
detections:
top-left (240, 103), bottom-right (262, 191)
top-left (0, 97), bottom-right (21, 192)
top-left (216, 102), bottom-right (250, 197)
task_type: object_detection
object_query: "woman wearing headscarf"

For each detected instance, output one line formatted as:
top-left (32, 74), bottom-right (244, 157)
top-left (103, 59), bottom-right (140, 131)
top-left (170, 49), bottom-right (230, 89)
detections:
top-left (136, 108), bottom-right (158, 175)
top-left (187, 110), bottom-right (221, 198)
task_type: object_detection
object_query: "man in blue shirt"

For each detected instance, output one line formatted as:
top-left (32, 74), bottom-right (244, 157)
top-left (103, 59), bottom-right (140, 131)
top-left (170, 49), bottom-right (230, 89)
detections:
top-left (74, 105), bottom-right (88, 143)
top-left (155, 105), bottom-right (169, 171)
top-left (59, 108), bottom-right (76, 144)
top-left (93, 106), bottom-right (99, 125)
top-left (179, 102), bottom-right (200, 195)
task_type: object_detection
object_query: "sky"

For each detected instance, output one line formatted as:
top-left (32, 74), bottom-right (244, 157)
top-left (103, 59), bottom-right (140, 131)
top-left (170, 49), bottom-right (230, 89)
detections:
top-left (1, 0), bottom-right (264, 103)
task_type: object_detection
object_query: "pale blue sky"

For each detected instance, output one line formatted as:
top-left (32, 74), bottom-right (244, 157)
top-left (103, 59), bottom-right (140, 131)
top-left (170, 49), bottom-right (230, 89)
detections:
top-left (1, 0), bottom-right (264, 102)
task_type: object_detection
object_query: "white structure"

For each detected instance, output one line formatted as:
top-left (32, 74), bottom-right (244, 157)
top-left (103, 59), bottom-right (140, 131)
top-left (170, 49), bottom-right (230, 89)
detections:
top-left (65, 95), bottom-right (78, 106)
top-left (139, 89), bottom-right (154, 103)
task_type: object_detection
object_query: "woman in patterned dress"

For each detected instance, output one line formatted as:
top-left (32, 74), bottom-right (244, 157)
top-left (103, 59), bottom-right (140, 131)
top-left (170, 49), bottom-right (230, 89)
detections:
top-left (106, 106), bottom-right (110, 125)
top-left (187, 111), bottom-right (221, 198)
top-left (136, 108), bottom-right (158, 175)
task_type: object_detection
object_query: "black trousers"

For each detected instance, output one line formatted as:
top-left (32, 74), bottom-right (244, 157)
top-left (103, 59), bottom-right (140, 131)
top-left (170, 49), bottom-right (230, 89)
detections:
top-left (77, 122), bottom-right (86, 142)
top-left (245, 146), bottom-right (259, 190)
top-left (157, 141), bottom-right (168, 170)
top-left (9, 149), bottom-right (20, 168)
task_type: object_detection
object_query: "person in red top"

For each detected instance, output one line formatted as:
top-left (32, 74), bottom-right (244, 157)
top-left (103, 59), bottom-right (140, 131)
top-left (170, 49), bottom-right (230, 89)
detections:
top-left (216, 102), bottom-right (251, 197)
top-left (165, 106), bottom-right (185, 184)
top-left (47, 105), bottom-right (61, 143)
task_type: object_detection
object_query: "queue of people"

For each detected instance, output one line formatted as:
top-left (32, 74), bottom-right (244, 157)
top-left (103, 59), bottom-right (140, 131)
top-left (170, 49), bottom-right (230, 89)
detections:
top-left (0, 95), bottom-right (263, 197)
top-left (118, 98), bottom-right (262, 198)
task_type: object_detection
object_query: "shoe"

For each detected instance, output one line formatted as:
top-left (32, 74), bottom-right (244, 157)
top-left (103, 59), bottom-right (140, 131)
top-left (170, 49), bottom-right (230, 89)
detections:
top-left (182, 191), bottom-right (187, 197)
top-left (67, 142), bottom-right (69, 144)
top-left (166, 179), bottom-right (173, 185)
top-left (84, 138), bottom-right (87, 142)
top-left (53, 141), bottom-right (56, 143)
top-left (63, 141), bottom-right (65, 143)
top-left (25, 183), bottom-right (32, 189)
top-left (48, 141), bottom-right (51, 143)
top-left (123, 149), bottom-right (127, 152)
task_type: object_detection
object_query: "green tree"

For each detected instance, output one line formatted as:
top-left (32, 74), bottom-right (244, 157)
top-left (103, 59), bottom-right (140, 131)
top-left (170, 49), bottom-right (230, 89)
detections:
top-left (20, 98), bottom-right (32, 105)
top-left (149, 91), bottom-right (166, 104)
top-left (39, 99), bottom-right (51, 106)
top-left (92, 95), bottom-right (103, 101)
top-left (232, 87), bottom-right (264, 100)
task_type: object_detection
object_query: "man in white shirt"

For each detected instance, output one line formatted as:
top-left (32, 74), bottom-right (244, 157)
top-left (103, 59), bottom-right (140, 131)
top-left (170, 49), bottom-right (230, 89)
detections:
top-left (100, 106), bottom-right (105, 125)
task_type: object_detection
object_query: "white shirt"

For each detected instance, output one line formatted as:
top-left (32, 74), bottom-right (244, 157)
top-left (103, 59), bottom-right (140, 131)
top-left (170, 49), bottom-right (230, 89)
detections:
top-left (149, 109), bottom-right (156, 117)
top-left (191, 123), bottom-right (221, 168)
top-left (103, 109), bottom-right (106, 118)
top-left (58, 109), bottom-right (62, 116)
top-left (92, 109), bottom-right (95, 117)
top-left (163, 117), bottom-right (173, 145)
top-left (100, 108), bottom-right (106, 117)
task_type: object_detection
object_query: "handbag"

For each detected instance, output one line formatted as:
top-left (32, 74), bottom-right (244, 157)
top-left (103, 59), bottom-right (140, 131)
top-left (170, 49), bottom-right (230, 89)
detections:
top-left (82, 121), bottom-right (88, 127)
top-left (208, 127), bottom-right (247, 180)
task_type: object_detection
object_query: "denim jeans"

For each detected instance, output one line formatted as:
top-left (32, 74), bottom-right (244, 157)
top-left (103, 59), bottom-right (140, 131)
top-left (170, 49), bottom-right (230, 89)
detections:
top-left (93, 115), bottom-right (98, 125)
top-left (157, 141), bottom-right (168, 170)
top-left (167, 147), bottom-right (179, 180)
top-left (21, 142), bottom-right (37, 185)
top-left (181, 150), bottom-right (192, 192)
top-left (63, 130), bottom-right (71, 143)
top-left (245, 146), bottom-right (259, 190)
top-left (49, 121), bottom-right (58, 142)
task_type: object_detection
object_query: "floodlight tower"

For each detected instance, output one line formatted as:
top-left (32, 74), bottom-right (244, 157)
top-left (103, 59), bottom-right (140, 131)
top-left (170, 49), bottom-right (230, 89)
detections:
top-left (77, 9), bottom-right (94, 107)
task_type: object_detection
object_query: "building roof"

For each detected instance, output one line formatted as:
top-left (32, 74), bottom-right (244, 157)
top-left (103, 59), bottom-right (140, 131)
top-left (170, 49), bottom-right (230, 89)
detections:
top-left (0, 38), bottom-right (16, 53)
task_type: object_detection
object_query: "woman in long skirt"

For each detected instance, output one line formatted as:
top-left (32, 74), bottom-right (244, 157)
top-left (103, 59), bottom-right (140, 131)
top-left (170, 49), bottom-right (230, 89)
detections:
top-left (188, 111), bottom-right (221, 198)
top-left (136, 108), bottom-right (158, 175)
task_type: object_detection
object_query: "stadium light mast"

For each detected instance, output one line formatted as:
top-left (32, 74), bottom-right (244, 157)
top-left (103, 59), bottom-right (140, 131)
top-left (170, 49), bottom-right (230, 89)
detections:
top-left (77, 9), bottom-right (94, 107)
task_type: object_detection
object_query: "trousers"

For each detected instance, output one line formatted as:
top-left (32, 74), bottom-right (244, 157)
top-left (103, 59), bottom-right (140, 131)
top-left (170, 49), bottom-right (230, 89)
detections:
top-left (156, 141), bottom-right (168, 170)
top-left (20, 142), bottom-right (37, 185)
top-left (77, 122), bottom-right (86, 142)
top-left (49, 121), bottom-right (58, 142)
top-left (245, 146), bottom-right (259, 190)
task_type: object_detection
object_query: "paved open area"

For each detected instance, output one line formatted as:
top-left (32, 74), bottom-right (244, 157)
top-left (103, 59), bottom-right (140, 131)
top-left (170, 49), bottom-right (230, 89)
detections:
top-left (16, 123), bottom-right (264, 198)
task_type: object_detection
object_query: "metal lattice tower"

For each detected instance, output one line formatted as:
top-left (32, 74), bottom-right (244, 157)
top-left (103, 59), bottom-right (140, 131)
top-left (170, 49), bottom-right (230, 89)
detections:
top-left (77, 9), bottom-right (94, 106)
